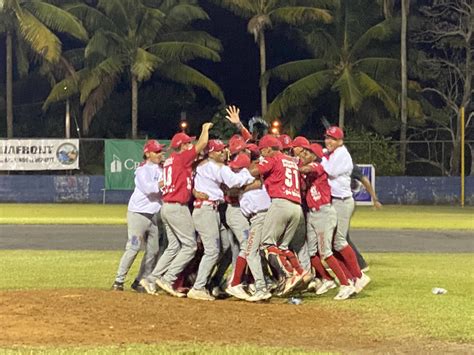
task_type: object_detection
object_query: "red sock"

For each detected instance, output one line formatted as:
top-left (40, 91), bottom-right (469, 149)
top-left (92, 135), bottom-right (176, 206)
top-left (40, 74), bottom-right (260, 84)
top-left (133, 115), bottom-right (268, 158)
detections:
top-left (231, 256), bottom-right (247, 286)
top-left (282, 249), bottom-right (304, 275)
top-left (334, 252), bottom-right (354, 280)
top-left (173, 271), bottom-right (185, 289)
top-left (311, 254), bottom-right (332, 280)
top-left (325, 255), bottom-right (349, 286)
top-left (339, 245), bottom-right (362, 279)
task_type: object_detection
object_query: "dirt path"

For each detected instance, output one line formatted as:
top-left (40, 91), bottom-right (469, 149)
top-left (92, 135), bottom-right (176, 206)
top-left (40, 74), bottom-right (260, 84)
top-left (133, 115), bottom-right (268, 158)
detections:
top-left (0, 289), bottom-right (471, 353)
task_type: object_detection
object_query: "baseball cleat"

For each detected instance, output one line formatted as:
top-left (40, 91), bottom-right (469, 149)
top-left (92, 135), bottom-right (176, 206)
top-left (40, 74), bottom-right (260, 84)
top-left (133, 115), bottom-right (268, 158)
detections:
top-left (307, 278), bottom-right (323, 293)
top-left (111, 282), bottom-right (124, 291)
top-left (225, 284), bottom-right (250, 300)
top-left (354, 273), bottom-right (371, 293)
top-left (187, 287), bottom-right (215, 301)
top-left (247, 283), bottom-right (257, 295)
top-left (315, 279), bottom-right (337, 295)
top-left (131, 280), bottom-right (146, 293)
top-left (281, 273), bottom-right (304, 296)
top-left (334, 284), bottom-right (356, 300)
top-left (361, 266), bottom-right (370, 273)
top-left (156, 277), bottom-right (186, 298)
top-left (139, 278), bottom-right (157, 295)
top-left (246, 289), bottom-right (272, 302)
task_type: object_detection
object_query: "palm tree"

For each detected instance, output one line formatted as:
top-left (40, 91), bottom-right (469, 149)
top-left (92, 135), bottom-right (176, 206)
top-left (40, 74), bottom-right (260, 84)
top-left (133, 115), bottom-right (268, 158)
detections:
top-left (0, 0), bottom-right (87, 138)
top-left (44, 0), bottom-right (224, 138)
top-left (211, 0), bottom-right (333, 116)
top-left (266, 0), bottom-right (400, 129)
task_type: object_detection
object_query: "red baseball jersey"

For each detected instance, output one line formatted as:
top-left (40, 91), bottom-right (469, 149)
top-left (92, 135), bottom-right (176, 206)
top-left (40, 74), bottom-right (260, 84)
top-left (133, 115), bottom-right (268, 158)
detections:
top-left (257, 152), bottom-right (301, 204)
top-left (162, 146), bottom-right (197, 204)
top-left (305, 162), bottom-right (332, 210)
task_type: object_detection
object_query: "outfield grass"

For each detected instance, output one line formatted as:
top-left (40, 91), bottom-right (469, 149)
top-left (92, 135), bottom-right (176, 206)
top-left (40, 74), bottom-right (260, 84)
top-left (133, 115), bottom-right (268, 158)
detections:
top-left (0, 251), bottom-right (472, 345)
top-left (0, 204), bottom-right (473, 229)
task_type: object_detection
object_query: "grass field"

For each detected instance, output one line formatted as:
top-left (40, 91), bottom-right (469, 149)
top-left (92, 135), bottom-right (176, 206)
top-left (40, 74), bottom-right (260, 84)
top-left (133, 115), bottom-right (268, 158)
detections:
top-left (0, 251), bottom-right (473, 353)
top-left (0, 204), bottom-right (473, 230)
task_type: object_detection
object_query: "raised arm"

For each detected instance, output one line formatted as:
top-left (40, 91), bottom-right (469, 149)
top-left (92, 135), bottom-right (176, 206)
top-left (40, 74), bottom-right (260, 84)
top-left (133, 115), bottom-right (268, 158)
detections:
top-left (226, 105), bottom-right (252, 141)
top-left (195, 122), bottom-right (214, 154)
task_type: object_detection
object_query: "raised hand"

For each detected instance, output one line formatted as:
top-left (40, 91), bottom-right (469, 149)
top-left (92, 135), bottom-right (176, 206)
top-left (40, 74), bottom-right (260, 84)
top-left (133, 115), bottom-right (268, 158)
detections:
top-left (225, 105), bottom-right (241, 125)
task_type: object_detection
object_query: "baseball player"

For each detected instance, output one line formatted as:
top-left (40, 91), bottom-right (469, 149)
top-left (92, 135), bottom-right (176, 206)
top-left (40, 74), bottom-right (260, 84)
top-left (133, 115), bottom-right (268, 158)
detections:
top-left (140, 123), bottom-right (213, 297)
top-left (229, 152), bottom-right (272, 302)
top-left (321, 126), bottom-right (371, 293)
top-left (249, 134), bottom-right (308, 296)
top-left (112, 140), bottom-right (165, 292)
top-left (188, 139), bottom-right (255, 301)
top-left (300, 143), bottom-right (356, 300)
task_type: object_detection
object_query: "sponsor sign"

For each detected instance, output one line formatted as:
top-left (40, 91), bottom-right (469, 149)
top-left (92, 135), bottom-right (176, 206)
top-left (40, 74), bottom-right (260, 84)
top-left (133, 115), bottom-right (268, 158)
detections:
top-left (0, 139), bottom-right (79, 170)
top-left (353, 164), bottom-right (375, 206)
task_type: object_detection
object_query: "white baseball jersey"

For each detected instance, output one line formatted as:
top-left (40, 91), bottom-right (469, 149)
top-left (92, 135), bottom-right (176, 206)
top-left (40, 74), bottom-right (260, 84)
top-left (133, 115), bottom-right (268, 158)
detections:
top-left (128, 162), bottom-right (163, 214)
top-left (194, 160), bottom-right (255, 202)
top-left (239, 182), bottom-right (272, 218)
top-left (321, 145), bottom-right (353, 198)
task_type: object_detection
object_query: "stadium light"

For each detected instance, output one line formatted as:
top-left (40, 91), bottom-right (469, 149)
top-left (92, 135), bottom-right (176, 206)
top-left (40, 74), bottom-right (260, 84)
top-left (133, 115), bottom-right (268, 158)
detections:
top-left (271, 120), bottom-right (280, 135)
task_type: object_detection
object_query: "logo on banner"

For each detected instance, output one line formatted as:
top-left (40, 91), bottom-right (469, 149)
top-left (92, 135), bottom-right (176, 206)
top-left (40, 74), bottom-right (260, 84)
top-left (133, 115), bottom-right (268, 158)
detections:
top-left (110, 154), bottom-right (122, 173)
top-left (56, 143), bottom-right (79, 165)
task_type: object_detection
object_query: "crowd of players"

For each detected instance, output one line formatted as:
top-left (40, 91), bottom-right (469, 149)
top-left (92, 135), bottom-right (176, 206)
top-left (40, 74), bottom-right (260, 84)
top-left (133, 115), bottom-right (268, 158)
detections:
top-left (111, 105), bottom-right (375, 302)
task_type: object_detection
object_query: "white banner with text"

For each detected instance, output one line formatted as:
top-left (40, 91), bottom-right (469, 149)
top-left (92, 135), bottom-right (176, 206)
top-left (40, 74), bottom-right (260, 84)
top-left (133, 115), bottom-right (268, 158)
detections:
top-left (0, 139), bottom-right (79, 170)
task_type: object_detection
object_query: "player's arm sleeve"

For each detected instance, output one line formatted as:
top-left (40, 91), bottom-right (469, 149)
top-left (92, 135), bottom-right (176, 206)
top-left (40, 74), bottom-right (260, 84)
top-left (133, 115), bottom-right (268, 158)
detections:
top-left (220, 166), bottom-right (255, 188)
top-left (257, 157), bottom-right (274, 176)
top-left (240, 126), bottom-right (252, 141)
top-left (182, 146), bottom-right (198, 167)
top-left (135, 168), bottom-right (160, 196)
top-left (307, 162), bottom-right (325, 176)
top-left (321, 150), bottom-right (353, 177)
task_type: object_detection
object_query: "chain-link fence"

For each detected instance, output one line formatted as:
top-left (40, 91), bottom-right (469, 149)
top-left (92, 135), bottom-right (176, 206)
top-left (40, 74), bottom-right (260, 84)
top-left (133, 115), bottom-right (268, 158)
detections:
top-left (2, 139), bottom-right (473, 176)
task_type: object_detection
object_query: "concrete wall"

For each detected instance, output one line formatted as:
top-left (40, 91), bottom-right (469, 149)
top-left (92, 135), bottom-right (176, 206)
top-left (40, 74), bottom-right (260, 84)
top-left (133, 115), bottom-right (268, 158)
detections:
top-left (0, 175), bottom-right (473, 205)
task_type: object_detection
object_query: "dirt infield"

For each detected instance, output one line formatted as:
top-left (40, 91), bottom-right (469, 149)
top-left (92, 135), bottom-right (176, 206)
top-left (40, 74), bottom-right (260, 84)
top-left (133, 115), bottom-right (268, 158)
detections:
top-left (0, 289), bottom-right (472, 353)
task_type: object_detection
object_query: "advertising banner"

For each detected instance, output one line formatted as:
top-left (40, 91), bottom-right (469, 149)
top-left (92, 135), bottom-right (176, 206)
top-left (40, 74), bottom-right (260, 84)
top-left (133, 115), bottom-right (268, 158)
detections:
top-left (0, 139), bottom-right (79, 170)
top-left (353, 164), bottom-right (375, 206)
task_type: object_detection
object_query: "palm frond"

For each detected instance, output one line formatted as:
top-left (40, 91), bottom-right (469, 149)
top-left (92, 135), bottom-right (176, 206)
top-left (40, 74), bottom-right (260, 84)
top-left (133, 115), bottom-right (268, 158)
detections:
top-left (263, 59), bottom-right (328, 86)
top-left (15, 8), bottom-right (61, 63)
top-left (147, 42), bottom-right (220, 63)
top-left (208, 0), bottom-right (256, 18)
top-left (43, 74), bottom-right (81, 109)
top-left (64, 3), bottom-right (120, 34)
top-left (22, 1), bottom-right (88, 41)
top-left (158, 31), bottom-right (222, 52)
top-left (136, 7), bottom-right (165, 46)
top-left (267, 69), bottom-right (334, 119)
top-left (269, 7), bottom-right (332, 25)
top-left (79, 70), bottom-right (101, 104)
top-left (62, 48), bottom-right (85, 69)
top-left (97, 0), bottom-right (129, 31)
top-left (164, 4), bottom-right (209, 29)
top-left (356, 71), bottom-right (398, 114)
top-left (15, 36), bottom-right (29, 77)
top-left (330, 67), bottom-right (362, 110)
top-left (82, 74), bottom-right (120, 134)
top-left (355, 57), bottom-right (400, 81)
top-left (85, 30), bottom-right (126, 65)
top-left (350, 18), bottom-right (400, 60)
top-left (301, 28), bottom-right (339, 60)
top-left (132, 48), bottom-right (163, 81)
top-left (156, 63), bottom-right (225, 103)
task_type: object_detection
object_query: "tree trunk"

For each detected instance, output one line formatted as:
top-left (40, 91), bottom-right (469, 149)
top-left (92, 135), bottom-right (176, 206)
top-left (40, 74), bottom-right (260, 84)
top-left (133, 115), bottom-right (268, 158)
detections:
top-left (6, 31), bottom-right (13, 138)
top-left (338, 97), bottom-right (345, 129)
top-left (131, 75), bottom-right (138, 139)
top-left (400, 0), bottom-right (409, 174)
top-left (450, 138), bottom-right (461, 175)
top-left (258, 31), bottom-right (267, 117)
top-left (383, 0), bottom-right (394, 18)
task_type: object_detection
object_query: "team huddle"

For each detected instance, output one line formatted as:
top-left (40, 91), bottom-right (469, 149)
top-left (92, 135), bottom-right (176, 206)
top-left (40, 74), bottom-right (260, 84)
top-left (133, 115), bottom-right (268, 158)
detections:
top-left (111, 105), bottom-right (371, 302)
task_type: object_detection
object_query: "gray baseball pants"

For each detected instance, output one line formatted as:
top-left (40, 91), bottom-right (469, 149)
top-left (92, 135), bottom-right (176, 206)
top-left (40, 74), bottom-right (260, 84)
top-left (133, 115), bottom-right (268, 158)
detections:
top-left (307, 204), bottom-right (338, 258)
top-left (115, 211), bottom-right (160, 283)
top-left (226, 204), bottom-right (250, 257)
top-left (245, 211), bottom-right (267, 292)
top-left (289, 208), bottom-right (311, 271)
top-left (261, 198), bottom-right (302, 249)
top-left (147, 203), bottom-right (197, 284)
top-left (332, 198), bottom-right (354, 251)
top-left (192, 205), bottom-right (221, 290)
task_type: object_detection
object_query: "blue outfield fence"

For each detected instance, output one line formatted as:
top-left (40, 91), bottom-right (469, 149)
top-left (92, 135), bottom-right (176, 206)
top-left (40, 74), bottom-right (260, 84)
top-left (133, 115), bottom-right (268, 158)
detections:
top-left (0, 175), bottom-right (473, 205)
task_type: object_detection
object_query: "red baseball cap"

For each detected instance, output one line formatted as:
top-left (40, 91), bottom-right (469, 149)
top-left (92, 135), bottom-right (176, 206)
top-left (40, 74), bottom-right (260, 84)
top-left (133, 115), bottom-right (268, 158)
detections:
top-left (207, 139), bottom-right (226, 152)
top-left (278, 134), bottom-right (293, 149)
top-left (246, 143), bottom-right (260, 156)
top-left (170, 132), bottom-right (196, 149)
top-left (143, 139), bottom-right (165, 153)
top-left (292, 136), bottom-right (311, 150)
top-left (258, 134), bottom-right (282, 150)
top-left (229, 153), bottom-right (251, 169)
top-left (325, 126), bottom-right (344, 140)
top-left (308, 143), bottom-right (324, 158)
top-left (229, 135), bottom-right (246, 155)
